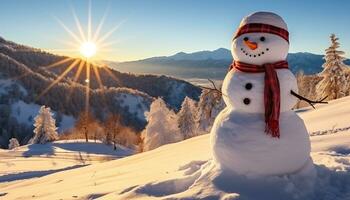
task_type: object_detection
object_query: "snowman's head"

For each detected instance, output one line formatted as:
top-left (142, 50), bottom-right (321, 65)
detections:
top-left (222, 12), bottom-right (298, 112)
top-left (231, 12), bottom-right (289, 65)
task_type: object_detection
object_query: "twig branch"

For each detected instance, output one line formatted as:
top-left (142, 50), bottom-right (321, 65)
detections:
top-left (196, 79), bottom-right (227, 97)
top-left (291, 90), bottom-right (328, 109)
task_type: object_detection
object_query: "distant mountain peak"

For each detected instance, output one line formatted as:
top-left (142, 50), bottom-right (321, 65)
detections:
top-left (165, 48), bottom-right (231, 61)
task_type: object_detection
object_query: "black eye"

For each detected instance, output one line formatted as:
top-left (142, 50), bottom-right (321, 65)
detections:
top-left (243, 37), bottom-right (249, 41)
top-left (260, 36), bottom-right (265, 42)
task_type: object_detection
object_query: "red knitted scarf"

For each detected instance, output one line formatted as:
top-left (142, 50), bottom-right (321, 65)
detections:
top-left (229, 60), bottom-right (289, 138)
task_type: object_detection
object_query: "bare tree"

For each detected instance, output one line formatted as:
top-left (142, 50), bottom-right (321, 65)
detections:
top-left (104, 114), bottom-right (122, 150)
top-left (75, 112), bottom-right (95, 142)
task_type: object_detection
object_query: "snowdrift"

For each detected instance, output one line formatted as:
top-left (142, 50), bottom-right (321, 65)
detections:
top-left (1, 96), bottom-right (350, 199)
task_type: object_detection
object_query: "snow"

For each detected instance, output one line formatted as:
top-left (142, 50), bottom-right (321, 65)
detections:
top-left (0, 79), bottom-right (27, 96)
top-left (116, 93), bottom-right (148, 120)
top-left (1, 96), bottom-right (350, 199)
top-left (239, 12), bottom-right (288, 30)
top-left (211, 109), bottom-right (312, 177)
top-left (297, 96), bottom-right (350, 133)
top-left (59, 115), bottom-right (76, 132)
top-left (0, 140), bottom-right (133, 182)
top-left (10, 100), bottom-right (76, 133)
top-left (222, 69), bottom-right (299, 113)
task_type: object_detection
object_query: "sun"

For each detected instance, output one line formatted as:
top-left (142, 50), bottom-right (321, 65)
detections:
top-left (38, 1), bottom-right (124, 116)
top-left (80, 41), bottom-right (97, 58)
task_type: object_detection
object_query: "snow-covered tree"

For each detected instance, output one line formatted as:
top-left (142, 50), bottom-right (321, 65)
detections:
top-left (32, 106), bottom-right (58, 144)
top-left (317, 34), bottom-right (348, 100)
top-left (196, 89), bottom-right (225, 133)
top-left (141, 98), bottom-right (182, 151)
top-left (8, 138), bottom-right (19, 149)
top-left (178, 97), bottom-right (197, 139)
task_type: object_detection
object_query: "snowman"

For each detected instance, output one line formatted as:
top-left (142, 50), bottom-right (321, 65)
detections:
top-left (210, 12), bottom-right (326, 177)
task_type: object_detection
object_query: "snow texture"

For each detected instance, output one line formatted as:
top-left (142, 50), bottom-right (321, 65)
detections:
top-left (116, 93), bottom-right (149, 121)
top-left (211, 108), bottom-right (312, 177)
top-left (1, 96), bottom-right (350, 199)
top-left (0, 78), bottom-right (27, 96)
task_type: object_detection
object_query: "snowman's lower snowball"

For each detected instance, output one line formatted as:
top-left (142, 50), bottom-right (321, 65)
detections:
top-left (210, 108), bottom-right (313, 177)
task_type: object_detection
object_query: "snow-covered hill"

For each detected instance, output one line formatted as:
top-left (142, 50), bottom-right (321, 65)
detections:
top-left (0, 140), bottom-right (133, 182)
top-left (1, 96), bottom-right (350, 199)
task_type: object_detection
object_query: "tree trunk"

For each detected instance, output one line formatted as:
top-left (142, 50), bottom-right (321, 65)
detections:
top-left (84, 127), bottom-right (88, 142)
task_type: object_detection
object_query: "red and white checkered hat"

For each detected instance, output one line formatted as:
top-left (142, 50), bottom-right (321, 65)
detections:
top-left (233, 12), bottom-right (289, 43)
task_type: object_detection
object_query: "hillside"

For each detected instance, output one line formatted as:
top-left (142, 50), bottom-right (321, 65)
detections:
top-left (1, 96), bottom-right (350, 199)
top-left (0, 36), bottom-right (201, 109)
top-left (0, 37), bottom-right (201, 148)
top-left (112, 48), bottom-right (350, 79)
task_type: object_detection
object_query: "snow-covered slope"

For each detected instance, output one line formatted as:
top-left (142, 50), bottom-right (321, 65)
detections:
top-left (1, 96), bottom-right (350, 200)
top-left (0, 140), bottom-right (133, 183)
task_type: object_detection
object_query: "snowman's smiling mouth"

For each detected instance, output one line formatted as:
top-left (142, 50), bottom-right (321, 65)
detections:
top-left (241, 47), bottom-right (269, 58)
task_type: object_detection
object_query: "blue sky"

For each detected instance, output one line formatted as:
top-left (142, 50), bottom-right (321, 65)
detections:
top-left (0, 0), bottom-right (349, 61)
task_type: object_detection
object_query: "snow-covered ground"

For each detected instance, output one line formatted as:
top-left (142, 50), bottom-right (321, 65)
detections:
top-left (1, 96), bottom-right (350, 199)
top-left (0, 140), bottom-right (133, 186)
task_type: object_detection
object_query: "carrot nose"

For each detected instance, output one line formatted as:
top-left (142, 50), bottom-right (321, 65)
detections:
top-left (244, 40), bottom-right (258, 50)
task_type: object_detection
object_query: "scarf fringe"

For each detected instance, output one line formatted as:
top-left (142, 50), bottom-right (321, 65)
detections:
top-left (265, 119), bottom-right (280, 138)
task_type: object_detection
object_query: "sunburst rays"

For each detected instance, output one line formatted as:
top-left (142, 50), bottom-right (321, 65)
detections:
top-left (38, 1), bottom-right (122, 115)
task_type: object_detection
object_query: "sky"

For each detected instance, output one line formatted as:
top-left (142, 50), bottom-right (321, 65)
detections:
top-left (0, 0), bottom-right (349, 61)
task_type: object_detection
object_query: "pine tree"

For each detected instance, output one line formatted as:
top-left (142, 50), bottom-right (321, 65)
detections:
top-left (317, 34), bottom-right (348, 100)
top-left (8, 138), bottom-right (20, 149)
top-left (141, 98), bottom-right (182, 151)
top-left (178, 97), bottom-right (197, 139)
top-left (32, 106), bottom-right (58, 144)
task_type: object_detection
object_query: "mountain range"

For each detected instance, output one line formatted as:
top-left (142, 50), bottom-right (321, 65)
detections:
top-left (111, 48), bottom-right (350, 80)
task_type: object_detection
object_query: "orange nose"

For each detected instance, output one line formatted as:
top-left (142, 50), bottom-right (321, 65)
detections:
top-left (244, 40), bottom-right (258, 50)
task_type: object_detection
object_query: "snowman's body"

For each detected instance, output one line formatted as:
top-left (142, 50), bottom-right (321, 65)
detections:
top-left (210, 12), bottom-right (314, 177)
